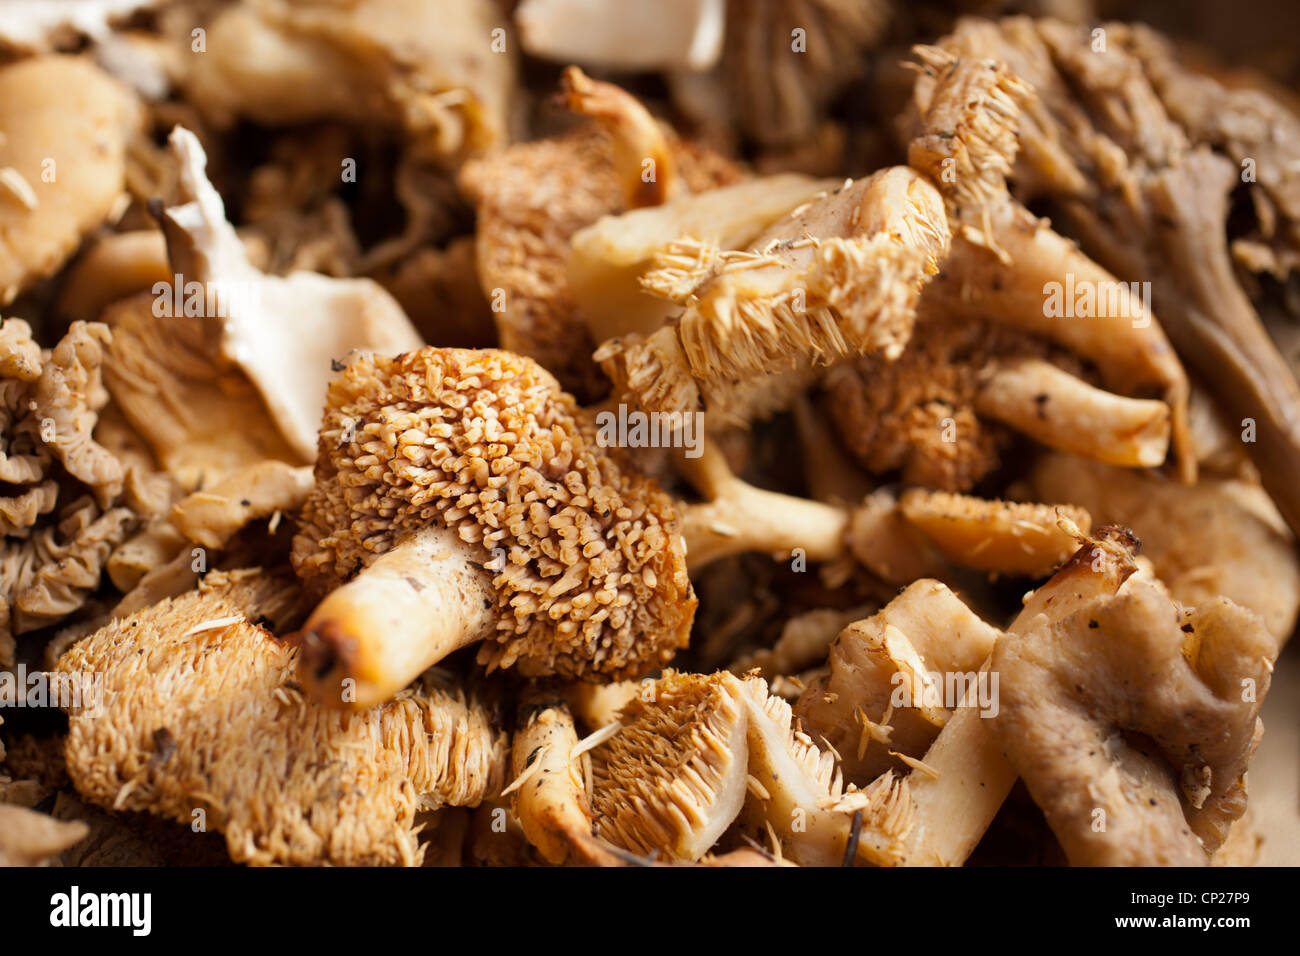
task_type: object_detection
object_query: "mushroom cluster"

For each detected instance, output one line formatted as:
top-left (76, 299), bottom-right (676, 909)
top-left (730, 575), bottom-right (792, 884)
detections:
top-left (0, 1), bottom-right (1296, 870)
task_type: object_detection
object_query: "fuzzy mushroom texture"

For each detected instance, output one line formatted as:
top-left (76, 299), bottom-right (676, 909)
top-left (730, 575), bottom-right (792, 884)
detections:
top-left (991, 576), bottom-right (1274, 865)
top-left (734, 674), bottom-right (916, 866)
top-left (1025, 451), bottom-right (1300, 651)
top-left (56, 568), bottom-right (508, 866)
top-left (0, 55), bottom-right (140, 305)
top-left (0, 1), bottom-right (158, 54)
top-left (459, 67), bottom-right (740, 400)
top-left (598, 166), bottom-right (951, 424)
top-left (904, 42), bottom-right (1194, 482)
top-left (289, 347), bottom-right (695, 709)
top-left (795, 580), bottom-right (1004, 785)
top-left (825, 308), bottom-right (1172, 492)
top-left (922, 18), bottom-right (1300, 529)
top-left (588, 671), bottom-right (749, 862)
top-left (179, 0), bottom-right (514, 166)
top-left (0, 320), bottom-right (140, 666)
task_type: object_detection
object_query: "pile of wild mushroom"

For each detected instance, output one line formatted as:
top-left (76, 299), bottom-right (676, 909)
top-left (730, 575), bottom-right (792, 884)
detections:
top-left (1, 0), bottom-right (1297, 868)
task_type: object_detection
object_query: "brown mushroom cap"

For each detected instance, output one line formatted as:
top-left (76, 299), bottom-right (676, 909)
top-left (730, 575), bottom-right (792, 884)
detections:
top-left (56, 568), bottom-right (507, 866)
top-left (292, 346), bottom-right (695, 679)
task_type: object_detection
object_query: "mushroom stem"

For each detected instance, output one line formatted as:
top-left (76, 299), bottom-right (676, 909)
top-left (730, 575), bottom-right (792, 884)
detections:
top-left (559, 65), bottom-right (678, 209)
top-left (974, 358), bottom-right (1171, 468)
top-left (677, 442), bottom-right (848, 570)
top-left (293, 525), bottom-right (494, 710)
top-left (894, 526), bottom-right (1140, 865)
top-left (926, 218), bottom-right (1194, 480)
top-left (1141, 153), bottom-right (1300, 538)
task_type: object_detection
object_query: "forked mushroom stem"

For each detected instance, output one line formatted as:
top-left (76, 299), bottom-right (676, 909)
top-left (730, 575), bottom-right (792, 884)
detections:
top-left (293, 526), bottom-right (495, 710)
top-left (975, 358), bottom-right (1171, 469)
top-left (676, 442), bottom-right (848, 570)
top-left (559, 65), bottom-right (678, 209)
top-left (894, 526), bottom-right (1140, 866)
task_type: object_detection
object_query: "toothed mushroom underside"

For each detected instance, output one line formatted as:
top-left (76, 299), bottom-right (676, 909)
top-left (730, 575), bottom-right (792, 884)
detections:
top-left (57, 570), bottom-right (507, 866)
top-left (292, 347), bottom-right (694, 680)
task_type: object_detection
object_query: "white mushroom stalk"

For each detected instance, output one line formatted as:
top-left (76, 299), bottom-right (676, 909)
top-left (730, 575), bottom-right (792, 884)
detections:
top-left (907, 46), bottom-right (1195, 481)
top-left (892, 525), bottom-right (1141, 866)
top-left (517, 0), bottom-right (725, 72)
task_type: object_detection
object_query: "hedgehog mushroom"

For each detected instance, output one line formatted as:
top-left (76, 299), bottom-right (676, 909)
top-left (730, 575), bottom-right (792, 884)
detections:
top-left (460, 67), bottom-right (740, 400)
top-left (597, 165), bottom-right (951, 423)
top-left (587, 671), bottom-right (749, 862)
top-left (57, 568), bottom-right (507, 866)
top-left (902, 43), bottom-right (1194, 482)
top-left (991, 577), bottom-right (1274, 865)
top-left (290, 347), bottom-right (695, 709)
top-left (926, 17), bottom-right (1300, 534)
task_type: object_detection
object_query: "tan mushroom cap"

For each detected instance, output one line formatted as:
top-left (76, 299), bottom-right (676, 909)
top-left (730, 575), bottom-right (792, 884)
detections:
top-left (292, 346), bottom-right (695, 680)
top-left (181, 0), bottom-right (514, 165)
top-left (0, 55), bottom-right (139, 304)
top-left (991, 577), bottom-right (1274, 865)
top-left (57, 568), bottom-right (508, 866)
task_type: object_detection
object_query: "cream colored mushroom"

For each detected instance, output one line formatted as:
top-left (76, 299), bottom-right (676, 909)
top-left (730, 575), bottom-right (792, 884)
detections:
top-left (0, 55), bottom-right (140, 304)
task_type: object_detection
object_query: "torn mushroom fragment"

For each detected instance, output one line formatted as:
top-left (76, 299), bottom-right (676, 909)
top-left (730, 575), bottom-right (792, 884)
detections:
top-left (905, 43), bottom-right (1194, 481)
top-left (736, 675), bottom-right (914, 866)
top-left (991, 577), bottom-right (1274, 865)
top-left (1025, 452), bottom-right (1300, 650)
top-left (180, 0), bottom-right (514, 165)
top-left (570, 173), bottom-right (838, 344)
top-left (599, 166), bottom-right (951, 423)
top-left (460, 67), bottom-right (740, 399)
top-left (795, 580), bottom-right (1004, 784)
top-left (590, 671), bottom-right (749, 862)
top-left (158, 126), bottom-right (422, 462)
top-left (290, 347), bottom-right (695, 709)
top-left (892, 525), bottom-right (1141, 866)
top-left (0, 55), bottom-right (140, 304)
top-left (56, 569), bottom-right (507, 866)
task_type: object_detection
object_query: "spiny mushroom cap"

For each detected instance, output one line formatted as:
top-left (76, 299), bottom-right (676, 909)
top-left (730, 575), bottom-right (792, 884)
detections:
top-left (292, 347), bottom-right (696, 680)
top-left (459, 122), bottom-right (740, 401)
top-left (56, 568), bottom-right (508, 866)
top-left (590, 670), bottom-right (748, 861)
top-left (826, 311), bottom-right (1084, 491)
top-left (644, 166), bottom-right (950, 375)
top-left (907, 44), bottom-right (1031, 239)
